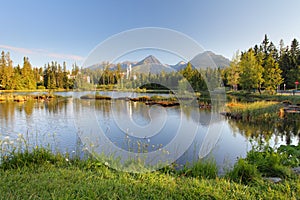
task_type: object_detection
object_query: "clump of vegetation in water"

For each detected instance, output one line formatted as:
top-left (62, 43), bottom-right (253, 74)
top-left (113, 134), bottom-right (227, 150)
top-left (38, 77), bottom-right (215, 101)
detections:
top-left (225, 101), bottom-right (282, 122)
top-left (0, 93), bottom-right (60, 103)
top-left (130, 96), bottom-right (151, 102)
top-left (80, 94), bottom-right (111, 100)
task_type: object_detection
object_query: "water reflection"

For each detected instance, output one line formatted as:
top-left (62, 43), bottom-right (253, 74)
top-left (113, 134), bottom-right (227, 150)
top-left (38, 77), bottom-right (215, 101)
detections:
top-left (0, 101), bottom-right (15, 124)
top-left (0, 92), bottom-right (299, 171)
top-left (227, 114), bottom-right (300, 145)
top-left (0, 98), bottom-right (77, 153)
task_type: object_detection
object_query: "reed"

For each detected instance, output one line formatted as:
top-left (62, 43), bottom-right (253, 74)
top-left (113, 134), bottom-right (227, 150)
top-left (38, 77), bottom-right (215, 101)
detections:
top-left (225, 101), bottom-right (282, 122)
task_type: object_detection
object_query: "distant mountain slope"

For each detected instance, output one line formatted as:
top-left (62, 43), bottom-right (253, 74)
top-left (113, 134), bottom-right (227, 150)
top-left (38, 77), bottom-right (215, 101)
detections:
top-left (190, 51), bottom-right (230, 69)
top-left (131, 55), bottom-right (175, 74)
top-left (132, 63), bottom-right (175, 74)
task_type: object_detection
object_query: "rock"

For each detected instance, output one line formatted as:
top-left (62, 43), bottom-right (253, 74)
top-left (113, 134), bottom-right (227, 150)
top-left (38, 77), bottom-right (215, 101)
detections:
top-left (263, 177), bottom-right (282, 183)
top-left (292, 167), bottom-right (300, 175)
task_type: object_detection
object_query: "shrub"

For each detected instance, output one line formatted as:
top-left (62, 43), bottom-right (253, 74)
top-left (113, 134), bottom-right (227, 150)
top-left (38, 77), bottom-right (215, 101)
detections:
top-left (277, 144), bottom-right (300, 167)
top-left (246, 146), bottom-right (293, 178)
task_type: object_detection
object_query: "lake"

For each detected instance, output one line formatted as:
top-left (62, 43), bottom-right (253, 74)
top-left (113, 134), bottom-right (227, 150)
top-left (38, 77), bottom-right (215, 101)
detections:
top-left (0, 91), bottom-right (299, 173)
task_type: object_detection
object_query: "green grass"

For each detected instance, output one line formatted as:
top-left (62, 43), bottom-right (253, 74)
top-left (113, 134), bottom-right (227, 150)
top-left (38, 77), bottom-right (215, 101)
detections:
top-left (0, 166), bottom-right (298, 200)
top-left (0, 147), bottom-right (299, 199)
top-left (227, 90), bottom-right (300, 104)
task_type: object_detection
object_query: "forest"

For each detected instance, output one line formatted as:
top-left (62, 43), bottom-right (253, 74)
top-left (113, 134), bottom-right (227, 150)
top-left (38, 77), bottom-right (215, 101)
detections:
top-left (222, 35), bottom-right (300, 93)
top-left (0, 50), bottom-right (220, 92)
top-left (0, 35), bottom-right (299, 93)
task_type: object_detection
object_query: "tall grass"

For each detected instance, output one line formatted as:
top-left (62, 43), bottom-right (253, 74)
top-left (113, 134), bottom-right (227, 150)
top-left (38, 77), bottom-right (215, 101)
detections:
top-left (0, 133), bottom-right (299, 199)
top-left (225, 101), bottom-right (282, 122)
top-left (179, 158), bottom-right (218, 179)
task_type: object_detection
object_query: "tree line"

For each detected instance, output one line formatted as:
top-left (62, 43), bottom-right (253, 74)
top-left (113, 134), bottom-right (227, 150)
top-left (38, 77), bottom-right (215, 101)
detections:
top-left (3, 34), bottom-right (297, 93)
top-left (0, 49), bottom-right (222, 92)
top-left (0, 51), bottom-right (83, 90)
top-left (222, 35), bottom-right (300, 93)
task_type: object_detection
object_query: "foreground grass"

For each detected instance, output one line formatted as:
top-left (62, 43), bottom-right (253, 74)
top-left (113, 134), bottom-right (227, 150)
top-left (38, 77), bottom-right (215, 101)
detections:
top-left (0, 163), bottom-right (299, 199)
top-left (0, 149), bottom-right (299, 199)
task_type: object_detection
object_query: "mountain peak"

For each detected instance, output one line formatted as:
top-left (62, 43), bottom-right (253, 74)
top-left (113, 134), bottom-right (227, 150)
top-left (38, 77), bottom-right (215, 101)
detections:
top-left (190, 51), bottom-right (230, 68)
top-left (176, 61), bottom-right (186, 65)
top-left (135, 55), bottom-right (161, 65)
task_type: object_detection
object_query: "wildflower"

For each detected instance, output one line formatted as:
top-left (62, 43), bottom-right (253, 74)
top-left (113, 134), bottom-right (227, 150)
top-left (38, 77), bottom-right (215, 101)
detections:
top-left (82, 147), bottom-right (88, 151)
top-left (65, 158), bottom-right (69, 162)
top-left (104, 162), bottom-right (109, 166)
top-left (4, 136), bottom-right (10, 140)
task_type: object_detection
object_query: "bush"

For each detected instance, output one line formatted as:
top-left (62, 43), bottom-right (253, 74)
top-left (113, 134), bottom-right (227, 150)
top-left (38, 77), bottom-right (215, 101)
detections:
top-left (246, 146), bottom-right (293, 178)
top-left (277, 144), bottom-right (300, 167)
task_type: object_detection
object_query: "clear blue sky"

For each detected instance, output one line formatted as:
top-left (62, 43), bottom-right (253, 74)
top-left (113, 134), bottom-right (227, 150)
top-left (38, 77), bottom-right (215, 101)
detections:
top-left (1, 0), bottom-right (300, 68)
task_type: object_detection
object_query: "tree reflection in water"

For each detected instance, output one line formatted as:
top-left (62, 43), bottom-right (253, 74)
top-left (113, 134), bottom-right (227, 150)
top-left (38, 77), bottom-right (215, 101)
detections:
top-left (227, 113), bottom-right (300, 145)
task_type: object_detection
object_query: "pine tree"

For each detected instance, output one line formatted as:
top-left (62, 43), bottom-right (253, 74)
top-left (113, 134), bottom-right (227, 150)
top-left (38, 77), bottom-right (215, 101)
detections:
top-left (0, 52), bottom-right (14, 89)
top-left (263, 53), bottom-right (283, 94)
top-left (239, 49), bottom-right (264, 92)
top-left (13, 65), bottom-right (23, 90)
top-left (225, 52), bottom-right (240, 91)
top-left (21, 57), bottom-right (36, 89)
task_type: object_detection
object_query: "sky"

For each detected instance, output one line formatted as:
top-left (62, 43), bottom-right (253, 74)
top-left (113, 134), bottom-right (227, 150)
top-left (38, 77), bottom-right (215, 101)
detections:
top-left (0, 0), bottom-right (300, 68)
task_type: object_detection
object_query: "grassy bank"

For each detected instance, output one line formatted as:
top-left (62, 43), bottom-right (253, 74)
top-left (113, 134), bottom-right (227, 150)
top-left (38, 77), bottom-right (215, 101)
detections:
top-left (227, 91), bottom-right (300, 104)
top-left (0, 146), bottom-right (299, 199)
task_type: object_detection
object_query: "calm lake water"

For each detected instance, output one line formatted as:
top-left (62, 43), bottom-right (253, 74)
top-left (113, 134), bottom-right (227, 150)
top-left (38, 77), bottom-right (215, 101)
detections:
top-left (0, 91), bottom-right (299, 173)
